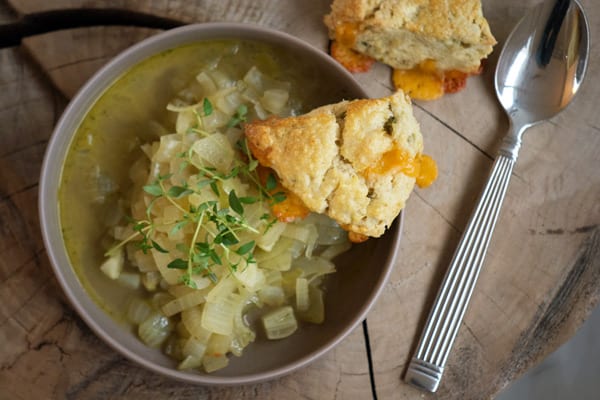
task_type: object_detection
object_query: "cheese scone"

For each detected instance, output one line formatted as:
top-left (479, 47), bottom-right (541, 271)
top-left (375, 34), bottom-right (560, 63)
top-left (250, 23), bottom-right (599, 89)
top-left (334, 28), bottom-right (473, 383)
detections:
top-left (324, 0), bottom-right (496, 99)
top-left (244, 92), bottom-right (436, 240)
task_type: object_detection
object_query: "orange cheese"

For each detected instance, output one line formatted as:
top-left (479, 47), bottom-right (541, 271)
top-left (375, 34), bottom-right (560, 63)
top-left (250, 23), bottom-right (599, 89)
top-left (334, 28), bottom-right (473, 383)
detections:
top-left (393, 60), bottom-right (476, 100)
top-left (330, 23), bottom-right (375, 73)
top-left (256, 165), bottom-right (311, 223)
top-left (364, 147), bottom-right (437, 188)
top-left (443, 70), bottom-right (468, 94)
top-left (271, 191), bottom-right (311, 223)
top-left (334, 22), bottom-right (359, 47)
top-left (392, 60), bottom-right (444, 100)
top-left (415, 154), bottom-right (437, 188)
top-left (364, 148), bottom-right (417, 177)
top-left (330, 41), bottom-right (375, 73)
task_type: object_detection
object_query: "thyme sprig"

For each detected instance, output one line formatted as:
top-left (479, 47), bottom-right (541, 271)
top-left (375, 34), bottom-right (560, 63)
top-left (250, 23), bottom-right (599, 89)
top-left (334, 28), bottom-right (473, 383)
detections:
top-left (105, 99), bottom-right (285, 289)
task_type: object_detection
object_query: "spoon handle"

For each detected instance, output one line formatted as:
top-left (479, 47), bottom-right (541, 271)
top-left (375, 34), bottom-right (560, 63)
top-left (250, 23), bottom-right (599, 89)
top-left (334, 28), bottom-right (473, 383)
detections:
top-left (404, 154), bottom-right (516, 392)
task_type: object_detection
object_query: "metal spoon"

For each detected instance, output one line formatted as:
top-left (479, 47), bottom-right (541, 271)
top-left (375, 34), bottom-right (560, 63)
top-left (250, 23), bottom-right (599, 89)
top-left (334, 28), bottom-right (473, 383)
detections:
top-left (404, 0), bottom-right (589, 392)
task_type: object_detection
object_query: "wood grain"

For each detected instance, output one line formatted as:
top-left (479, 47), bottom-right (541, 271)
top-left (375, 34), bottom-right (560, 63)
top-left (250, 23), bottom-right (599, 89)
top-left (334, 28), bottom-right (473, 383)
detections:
top-left (1, 0), bottom-right (599, 399)
top-left (23, 27), bottom-right (160, 99)
top-left (6, 0), bottom-right (332, 49)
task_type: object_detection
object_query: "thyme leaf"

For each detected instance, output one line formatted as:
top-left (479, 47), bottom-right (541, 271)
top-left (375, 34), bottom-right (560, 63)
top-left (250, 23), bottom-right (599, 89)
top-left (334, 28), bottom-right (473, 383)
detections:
top-left (203, 98), bottom-right (213, 116)
top-left (167, 186), bottom-right (193, 199)
top-left (151, 240), bottom-right (169, 253)
top-left (228, 190), bottom-right (244, 215)
top-left (167, 258), bottom-right (188, 269)
top-left (236, 241), bottom-right (255, 256)
top-left (265, 173), bottom-right (277, 191)
top-left (227, 104), bottom-right (248, 128)
top-left (143, 184), bottom-right (163, 196)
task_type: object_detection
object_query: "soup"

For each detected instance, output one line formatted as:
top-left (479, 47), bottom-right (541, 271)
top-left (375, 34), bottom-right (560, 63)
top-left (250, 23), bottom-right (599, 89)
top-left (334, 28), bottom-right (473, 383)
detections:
top-left (59, 40), bottom-right (357, 372)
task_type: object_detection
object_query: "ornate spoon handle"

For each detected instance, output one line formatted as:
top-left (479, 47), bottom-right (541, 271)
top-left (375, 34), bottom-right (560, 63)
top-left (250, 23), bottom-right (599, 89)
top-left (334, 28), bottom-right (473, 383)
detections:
top-left (404, 154), bottom-right (515, 392)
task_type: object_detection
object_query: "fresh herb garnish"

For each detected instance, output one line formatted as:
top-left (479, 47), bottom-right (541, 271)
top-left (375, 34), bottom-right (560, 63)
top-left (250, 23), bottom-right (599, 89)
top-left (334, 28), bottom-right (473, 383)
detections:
top-left (265, 173), bottom-right (277, 191)
top-left (203, 98), bottom-right (213, 116)
top-left (106, 134), bottom-right (285, 288)
top-left (227, 104), bottom-right (248, 128)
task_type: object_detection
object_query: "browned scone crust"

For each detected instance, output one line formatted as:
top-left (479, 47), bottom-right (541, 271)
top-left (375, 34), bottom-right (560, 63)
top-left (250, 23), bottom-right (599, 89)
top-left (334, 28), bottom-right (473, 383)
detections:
top-left (324, 0), bottom-right (496, 73)
top-left (244, 92), bottom-right (422, 238)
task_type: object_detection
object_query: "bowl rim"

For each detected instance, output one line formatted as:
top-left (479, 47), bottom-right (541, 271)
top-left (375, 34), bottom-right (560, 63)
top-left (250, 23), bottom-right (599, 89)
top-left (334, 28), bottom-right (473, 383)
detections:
top-left (39, 22), bottom-right (403, 385)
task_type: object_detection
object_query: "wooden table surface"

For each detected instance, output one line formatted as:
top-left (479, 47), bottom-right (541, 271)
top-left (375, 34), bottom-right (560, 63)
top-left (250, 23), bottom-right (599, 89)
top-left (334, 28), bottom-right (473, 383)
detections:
top-left (1, 1), bottom-right (598, 399)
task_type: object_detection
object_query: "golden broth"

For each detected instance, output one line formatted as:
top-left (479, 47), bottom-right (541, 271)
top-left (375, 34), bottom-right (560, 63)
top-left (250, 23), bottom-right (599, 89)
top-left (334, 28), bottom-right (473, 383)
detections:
top-left (59, 40), bottom-right (351, 325)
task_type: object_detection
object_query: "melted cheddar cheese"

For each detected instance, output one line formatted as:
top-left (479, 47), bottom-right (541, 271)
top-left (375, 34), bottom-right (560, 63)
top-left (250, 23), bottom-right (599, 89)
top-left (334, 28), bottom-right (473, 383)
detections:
top-left (392, 59), bottom-right (474, 100)
top-left (329, 23), bottom-right (375, 73)
top-left (256, 165), bottom-right (311, 222)
top-left (330, 41), bottom-right (375, 73)
top-left (415, 154), bottom-right (438, 188)
top-left (364, 147), bottom-right (437, 188)
top-left (271, 191), bottom-right (311, 223)
top-left (334, 22), bottom-right (359, 47)
top-left (393, 67), bottom-right (444, 100)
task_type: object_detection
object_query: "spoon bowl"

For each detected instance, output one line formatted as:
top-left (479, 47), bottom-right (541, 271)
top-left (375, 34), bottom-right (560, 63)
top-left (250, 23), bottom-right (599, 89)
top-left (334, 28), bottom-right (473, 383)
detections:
top-left (496, 0), bottom-right (589, 142)
top-left (405, 0), bottom-right (589, 392)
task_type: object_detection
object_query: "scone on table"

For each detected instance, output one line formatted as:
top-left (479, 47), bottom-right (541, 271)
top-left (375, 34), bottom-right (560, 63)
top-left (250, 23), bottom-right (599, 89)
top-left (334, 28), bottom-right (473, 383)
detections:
top-left (244, 92), bottom-right (437, 242)
top-left (324, 0), bottom-right (496, 100)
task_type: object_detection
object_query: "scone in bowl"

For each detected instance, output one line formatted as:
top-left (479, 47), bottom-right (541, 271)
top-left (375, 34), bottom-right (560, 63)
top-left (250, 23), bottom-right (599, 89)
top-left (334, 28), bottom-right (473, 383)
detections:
top-left (39, 23), bottom-right (402, 385)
